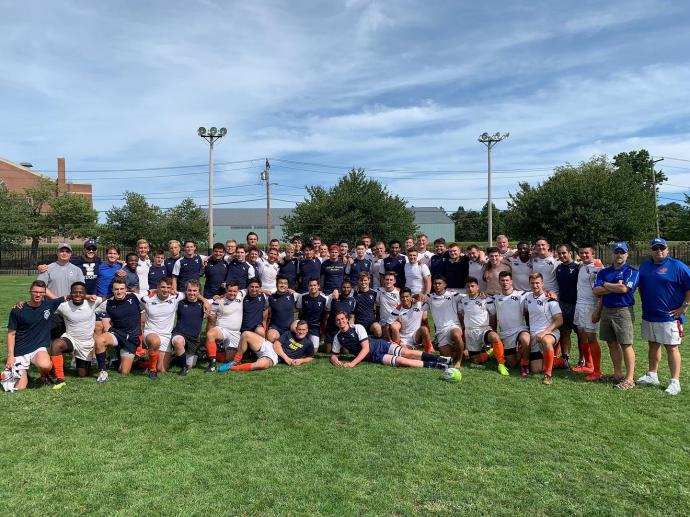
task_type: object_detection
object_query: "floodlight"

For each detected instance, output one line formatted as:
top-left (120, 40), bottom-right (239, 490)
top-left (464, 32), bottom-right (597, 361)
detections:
top-left (219, 127), bottom-right (227, 137)
top-left (198, 127), bottom-right (207, 136)
top-left (210, 127), bottom-right (218, 136)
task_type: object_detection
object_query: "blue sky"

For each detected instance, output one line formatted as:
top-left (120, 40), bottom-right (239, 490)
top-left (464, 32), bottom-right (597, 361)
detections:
top-left (2, 0), bottom-right (690, 217)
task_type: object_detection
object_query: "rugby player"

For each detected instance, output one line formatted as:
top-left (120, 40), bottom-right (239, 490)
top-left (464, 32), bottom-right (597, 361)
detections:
top-left (466, 245), bottom-right (486, 292)
top-left (38, 243), bottom-right (85, 299)
top-left (298, 245), bottom-right (321, 293)
top-left (217, 329), bottom-right (279, 372)
top-left (421, 275), bottom-right (465, 368)
top-left (492, 271), bottom-right (530, 373)
top-left (505, 241), bottom-right (532, 292)
top-left (168, 280), bottom-right (207, 375)
top-left (321, 244), bottom-right (345, 295)
top-left (415, 234), bottom-right (434, 266)
top-left (532, 237), bottom-right (560, 294)
top-left (375, 272), bottom-right (401, 340)
top-left (495, 235), bottom-right (514, 258)
top-left (318, 243), bottom-right (329, 263)
top-left (135, 239), bottom-right (151, 291)
top-left (278, 244), bottom-right (299, 291)
top-left (482, 246), bottom-right (511, 295)
top-left (165, 240), bottom-right (182, 276)
top-left (352, 272), bottom-right (382, 338)
top-left (123, 253), bottom-right (141, 293)
top-left (370, 241), bottom-right (386, 289)
top-left (203, 243), bottom-right (228, 298)
top-left (429, 238), bottom-right (448, 278)
top-left (555, 244), bottom-right (580, 367)
top-left (240, 277), bottom-right (269, 338)
top-left (572, 244), bottom-right (603, 373)
top-left (224, 239), bottom-right (238, 262)
top-left (266, 276), bottom-right (297, 343)
top-left (171, 240), bottom-right (205, 292)
top-left (272, 321), bottom-right (316, 366)
top-left (350, 242), bottom-right (372, 290)
top-left (324, 279), bottom-right (356, 353)
top-left (443, 242), bottom-right (469, 292)
top-left (404, 248), bottom-right (431, 295)
top-left (147, 250), bottom-right (167, 290)
top-left (295, 278), bottom-right (328, 352)
top-left (226, 245), bottom-right (255, 290)
top-left (203, 281), bottom-right (245, 373)
top-left (382, 240), bottom-right (407, 288)
top-left (96, 246), bottom-right (126, 297)
top-left (390, 288), bottom-right (433, 352)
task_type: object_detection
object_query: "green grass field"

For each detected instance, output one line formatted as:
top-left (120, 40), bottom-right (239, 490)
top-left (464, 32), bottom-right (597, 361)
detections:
top-left (1, 276), bottom-right (689, 515)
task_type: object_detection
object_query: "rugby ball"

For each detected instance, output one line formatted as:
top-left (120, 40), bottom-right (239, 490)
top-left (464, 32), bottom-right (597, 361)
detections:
top-left (442, 367), bottom-right (462, 382)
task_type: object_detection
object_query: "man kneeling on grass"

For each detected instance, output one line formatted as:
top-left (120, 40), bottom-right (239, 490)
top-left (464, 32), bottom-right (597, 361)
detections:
top-left (218, 321), bottom-right (316, 372)
top-left (330, 311), bottom-right (451, 369)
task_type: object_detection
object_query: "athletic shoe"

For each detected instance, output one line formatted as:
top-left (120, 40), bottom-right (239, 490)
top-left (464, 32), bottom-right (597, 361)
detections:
top-left (572, 364), bottom-right (594, 374)
top-left (96, 371), bottom-right (108, 384)
top-left (52, 380), bottom-right (66, 390)
top-left (148, 371), bottom-right (159, 381)
top-left (560, 358), bottom-right (571, 370)
top-left (520, 366), bottom-right (529, 377)
top-left (576, 358), bottom-right (586, 367)
top-left (485, 348), bottom-right (495, 359)
top-left (437, 356), bottom-right (452, 367)
top-left (218, 361), bottom-right (238, 373)
top-left (636, 372), bottom-right (660, 386)
top-left (41, 376), bottom-right (54, 387)
top-left (204, 359), bottom-right (217, 373)
top-left (497, 364), bottom-right (509, 376)
top-left (665, 380), bottom-right (681, 396)
top-left (178, 367), bottom-right (189, 377)
top-left (585, 371), bottom-right (603, 381)
top-left (542, 375), bottom-right (553, 385)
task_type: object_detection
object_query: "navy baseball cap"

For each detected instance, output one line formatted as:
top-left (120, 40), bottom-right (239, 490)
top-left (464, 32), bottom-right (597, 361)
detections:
top-left (611, 242), bottom-right (629, 253)
top-left (650, 237), bottom-right (667, 248)
top-left (83, 239), bottom-right (97, 249)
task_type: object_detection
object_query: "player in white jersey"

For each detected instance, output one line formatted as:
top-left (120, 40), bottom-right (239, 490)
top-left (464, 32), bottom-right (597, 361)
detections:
top-left (204, 281), bottom-right (245, 372)
top-left (505, 241), bottom-right (533, 291)
top-left (458, 277), bottom-right (509, 376)
top-left (415, 234), bottom-right (434, 266)
top-left (371, 241), bottom-right (386, 289)
top-left (389, 288), bottom-right (433, 352)
top-left (421, 275), bottom-right (464, 368)
top-left (572, 244), bottom-right (604, 374)
top-left (404, 248), bottom-right (431, 295)
top-left (492, 271), bottom-right (530, 373)
top-left (49, 281), bottom-right (101, 388)
top-left (375, 272), bottom-right (401, 339)
top-left (136, 239), bottom-right (151, 291)
top-left (531, 238), bottom-right (560, 294)
top-left (466, 245), bottom-right (487, 292)
top-left (524, 272), bottom-right (563, 385)
top-left (256, 248), bottom-right (281, 293)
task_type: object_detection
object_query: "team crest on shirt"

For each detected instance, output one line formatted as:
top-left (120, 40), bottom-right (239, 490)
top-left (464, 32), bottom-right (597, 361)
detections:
top-left (511, 296), bottom-right (519, 301)
top-left (43, 310), bottom-right (50, 320)
top-left (658, 267), bottom-right (668, 274)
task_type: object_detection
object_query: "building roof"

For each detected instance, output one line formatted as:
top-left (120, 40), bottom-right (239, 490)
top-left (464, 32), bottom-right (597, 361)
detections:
top-left (208, 206), bottom-right (452, 226)
top-left (0, 156), bottom-right (53, 180)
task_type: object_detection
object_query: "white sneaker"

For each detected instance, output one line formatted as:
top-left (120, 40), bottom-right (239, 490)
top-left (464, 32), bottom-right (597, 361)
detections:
top-left (665, 380), bottom-right (681, 396)
top-left (636, 372), bottom-right (660, 386)
top-left (96, 371), bottom-right (108, 384)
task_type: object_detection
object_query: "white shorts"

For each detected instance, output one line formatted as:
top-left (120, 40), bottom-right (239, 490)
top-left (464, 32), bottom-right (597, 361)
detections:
top-left (13, 347), bottom-right (48, 371)
top-left (307, 334), bottom-right (320, 351)
top-left (465, 326), bottom-right (493, 352)
top-left (499, 327), bottom-right (529, 350)
top-left (436, 324), bottom-right (461, 348)
top-left (399, 329), bottom-right (419, 347)
top-left (144, 331), bottom-right (172, 353)
top-left (61, 333), bottom-right (95, 361)
top-left (574, 303), bottom-right (600, 333)
top-left (530, 330), bottom-right (560, 353)
top-left (219, 328), bottom-right (241, 350)
top-left (258, 340), bottom-right (279, 365)
top-left (641, 319), bottom-right (683, 346)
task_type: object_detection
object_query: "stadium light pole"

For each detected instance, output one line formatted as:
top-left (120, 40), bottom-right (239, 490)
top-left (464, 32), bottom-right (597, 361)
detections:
top-left (651, 157), bottom-right (664, 238)
top-left (478, 131), bottom-right (509, 247)
top-left (198, 126), bottom-right (227, 252)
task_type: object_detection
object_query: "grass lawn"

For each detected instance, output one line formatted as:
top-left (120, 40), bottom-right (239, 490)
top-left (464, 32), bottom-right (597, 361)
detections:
top-left (1, 276), bottom-right (689, 515)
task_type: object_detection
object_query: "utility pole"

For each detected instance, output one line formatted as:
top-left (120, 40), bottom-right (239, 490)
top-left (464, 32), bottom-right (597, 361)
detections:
top-left (651, 157), bottom-right (664, 238)
top-left (261, 159), bottom-right (271, 243)
top-left (478, 132), bottom-right (509, 247)
top-left (198, 126), bottom-right (227, 252)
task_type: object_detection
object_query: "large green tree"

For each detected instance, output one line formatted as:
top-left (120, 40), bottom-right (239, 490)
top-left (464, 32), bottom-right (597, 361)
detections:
top-left (162, 198), bottom-right (208, 248)
top-left (451, 204), bottom-right (507, 243)
top-left (658, 202), bottom-right (688, 241)
top-left (0, 185), bottom-right (32, 250)
top-left (505, 152), bottom-right (661, 244)
top-left (282, 168), bottom-right (417, 244)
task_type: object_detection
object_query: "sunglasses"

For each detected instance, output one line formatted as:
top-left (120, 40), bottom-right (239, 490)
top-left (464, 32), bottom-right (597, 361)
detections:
top-left (651, 246), bottom-right (667, 251)
top-left (613, 250), bottom-right (627, 255)
top-left (85, 247), bottom-right (97, 251)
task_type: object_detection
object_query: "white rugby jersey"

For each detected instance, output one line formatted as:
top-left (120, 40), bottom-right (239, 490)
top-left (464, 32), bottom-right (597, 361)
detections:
top-left (506, 258), bottom-right (532, 292)
top-left (404, 262), bottom-right (430, 294)
top-left (141, 292), bottom-right (184, 336)
top-left (417, 250), bottom-right (434, 266)
top-left (212, 291), bottom-right (245, 331)
top-left (371, 258), bottom-right (384, 288)
top-left (375, 287), bottom-right (401, 324)
top-left (458, 294), bottom-right (495, 329)
top-left (256, 259), bottom-right (280, 293)
top-left (137, 257), bottom-right (151, 291)
top-left (531, 256), bottom-right (560, 293)
top-left (492, 290), bottom-right (528, 334)
top-left (391, 302), bottom-right (424, 343)
top-left (524, 292), bottom-right (562, 334)
top-left (422, 291), bottom-right (461, 330)
top-left (576, 261), bottom-right (603, 305)
top-left (468, 260), bottom-right (487, 291)
top-left (56, 297), bottom-right (102, 342)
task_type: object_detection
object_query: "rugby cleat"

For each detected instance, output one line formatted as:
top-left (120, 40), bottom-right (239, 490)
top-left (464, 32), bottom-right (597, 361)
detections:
top-left (148, 371), bottom-right (159, 381)
top-left (52, 379), bottom-right (66, 390)
top-left (497, 364), bottom-right (509, 376)
top-left (178, 367), bottom-right (190, 377)
top-left (520, 366), bottom-right (529, 377)
top-left (96, 371), bottom-right (109, 384)
top-left (437, 356), bottom-right (452, 367)
top-left (218, 361), bottom-right (238, 373)
top-left (572, 364), bottom-right (594, 374)
top-left (584, 371), bottom-right (603, 382)
top-left (204, 359), bottom-right (217, 373)
top-left (542, 375), bottom-right (553, 386)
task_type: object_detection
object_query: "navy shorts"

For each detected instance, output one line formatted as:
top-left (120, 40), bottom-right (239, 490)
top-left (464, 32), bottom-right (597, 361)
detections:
top-left (110, 329), bottom-right (139, 355)
top-left (367, 339), bottom-right (395, 364)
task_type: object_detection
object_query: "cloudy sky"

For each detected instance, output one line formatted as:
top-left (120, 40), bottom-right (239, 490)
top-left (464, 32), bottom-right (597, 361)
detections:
top-left (2, 0), bottom-right (689, 216)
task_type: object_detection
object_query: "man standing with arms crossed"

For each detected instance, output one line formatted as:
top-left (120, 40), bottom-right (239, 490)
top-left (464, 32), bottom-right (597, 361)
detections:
top-left (636, 238), bottom-right (690, 395)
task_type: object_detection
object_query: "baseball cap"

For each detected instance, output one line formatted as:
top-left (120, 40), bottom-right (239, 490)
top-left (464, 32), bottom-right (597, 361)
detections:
top-left (57, 243), bottom-right (73, 252)
top-left (611, 242), bottom-right (629, 253)
top-left (83, 239), bottom-right (97, 249)
top-left (650, 237), bottom-right (667, 248)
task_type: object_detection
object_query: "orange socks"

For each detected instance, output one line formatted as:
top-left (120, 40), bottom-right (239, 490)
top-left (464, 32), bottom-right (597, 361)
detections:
top-left (422, 339), bottom-right (434, 354)
top-left (492, 341), bottom-right (506, 364)
top-left (477, 352), bottom-right (489, 363)
top-left (590, 341), bottom-right (602, 373)
top-left (233, 353), bottom-right (243, 363)
top-left (217, 351), bottom-right (227, 363)
top-left (543, 348), bottom-right (554, 376)
top-left (554, 357), bottom-right (566, 368)
top-left (51, 355), bottom-right (65, 380)
top-left (206, 341), bottom-right (217, 359)
top-left (148, 351), bottom-right (159, 372)
top-left (230, 363), bottom-right (252, 371)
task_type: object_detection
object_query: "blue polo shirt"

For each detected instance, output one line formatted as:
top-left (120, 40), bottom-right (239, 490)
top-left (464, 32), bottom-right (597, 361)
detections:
top-left (7, 298), bottom-right (64, 355)
top-left (97, 262), bottom-right (123, 297)
top-left (638, 257), bottom-right (690, 323)
top-left (594, 264), bottom-right (639, 308)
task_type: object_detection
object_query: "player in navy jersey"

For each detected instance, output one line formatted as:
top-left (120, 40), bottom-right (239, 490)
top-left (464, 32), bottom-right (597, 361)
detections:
top-left (429, 238), bottom-right (448, 278)
top-left (266, 276), bottom-right (297, 342)
top-left (147, 250), bottom-right (167, 290)
top-left (330, 312), bottom-right (451, 369)
top-left (555, 244), bottom-right (580, 366)
top-left (172, 240), bottom-right (205, 292)
top-left (325, 279), bottom-right (357, 352)
top-left (5, 280), bottom-right (65, 390)
top-left (240, 277), bottom-right (269, 336)
top-left (442, 243), bottom-right (469, 291)
top-left (167, 280), bottom-right (207, 375)
top-left (278, 244), bottom-right (300, 290)
top-left (94, 277), bottom-right (144, 383)
top-left (273, 321), bottom-right (316, 365)
top-left (204, 243), bottom-right (229, 298)
top-left (382, 240), bottom-right (407, 288)
top-left (352, 272), bottom-right (382, 337)
top-left (70, 239), bottom-right (101, 294)
top-left (296, 278), bottom-right (327, 352)
top-left (350, 242), bottom-right (372, 290)
top-left (226, 245), bottom-right (255, 289)
top-left (164, 240), bottom-right (183, 277)
top-left (298, 245), bottom-right (321, 293)
top-left (291, 237), bottom-right (304, 259)
top-left (321, 244), bottom-right (346, 294)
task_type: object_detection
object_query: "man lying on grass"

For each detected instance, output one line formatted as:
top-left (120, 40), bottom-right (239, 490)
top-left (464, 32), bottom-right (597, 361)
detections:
top-left (330, 311), bottom-right (451, 369)
top-left (218, 320), bottom-right (315, 372)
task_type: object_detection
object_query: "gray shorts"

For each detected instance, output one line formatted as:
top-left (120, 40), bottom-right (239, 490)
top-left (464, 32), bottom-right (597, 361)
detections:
top-left (599, 306), bottom-right (635, 344)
